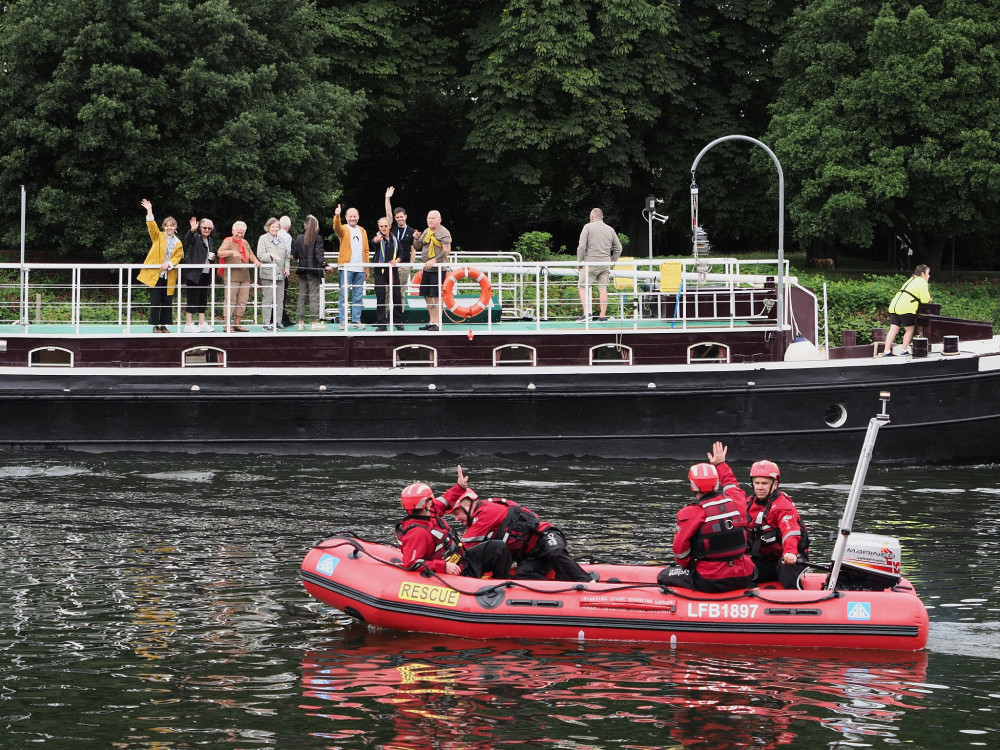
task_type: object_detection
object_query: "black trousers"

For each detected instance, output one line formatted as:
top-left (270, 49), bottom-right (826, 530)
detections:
top-left (657, 565), bottom-right (754, 593)
top-left (753, 555), bottom-right (808, 589)
top-left (148, 277), bottom-right (173, 326)
top-left (185, 273), bottom-right (211, 314)
top-left (462, 540), bottom-right (512, 579)
top-left (515, 529), bottom-right (591, 582)
top-left (374, 267), bottom-right (403, 325)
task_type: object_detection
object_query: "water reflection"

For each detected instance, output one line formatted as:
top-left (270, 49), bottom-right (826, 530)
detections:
top-left (1, 453), bottom-right (998, 748)
top-left (301, 632), bottom-right (930, 750)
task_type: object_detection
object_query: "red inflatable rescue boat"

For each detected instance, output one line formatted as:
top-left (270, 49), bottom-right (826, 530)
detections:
top-left (301, 533), bottom-right (928, 651)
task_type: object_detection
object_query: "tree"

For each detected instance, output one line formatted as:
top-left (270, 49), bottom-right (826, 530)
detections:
top-left (317, 1), bottom-right (490, 247)
top-left (657, 1), bottom-right (799, 255)
top-left (767, 0), bottom-right (1000, 269)
top-left (461, 0), bottom-right (682, 245)
top-left (0, 0), bottom-right (363, 260)
top-left (459, 0), bottom-right (798, 256)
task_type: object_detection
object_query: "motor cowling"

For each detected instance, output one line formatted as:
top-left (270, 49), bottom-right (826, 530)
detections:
top-left (834, 533), bottom-right (903, 591)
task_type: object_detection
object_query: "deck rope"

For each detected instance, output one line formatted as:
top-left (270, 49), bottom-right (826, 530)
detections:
top-left (310, 535), bottom-right (840, 603)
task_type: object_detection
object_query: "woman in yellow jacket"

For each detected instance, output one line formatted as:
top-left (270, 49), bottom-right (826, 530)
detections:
top-left (138, 198), bottom-right (185, 332)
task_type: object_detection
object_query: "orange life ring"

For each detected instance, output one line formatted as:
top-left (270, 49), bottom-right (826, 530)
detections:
top-left (441, 267), bottom-right (492, 319)
top-left (406, 269), bottom-right (423, 296)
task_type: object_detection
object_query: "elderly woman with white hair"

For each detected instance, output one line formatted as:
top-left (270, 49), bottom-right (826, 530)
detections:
top-left (216, 220), bottom-right (261, 332)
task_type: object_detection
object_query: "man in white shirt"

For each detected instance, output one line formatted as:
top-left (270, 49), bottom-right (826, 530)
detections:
top-left (333, 205), bottom-right (370, 329)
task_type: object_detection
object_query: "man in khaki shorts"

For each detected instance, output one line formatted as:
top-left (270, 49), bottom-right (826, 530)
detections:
top-left (576, 207), bottom-right (622, 321)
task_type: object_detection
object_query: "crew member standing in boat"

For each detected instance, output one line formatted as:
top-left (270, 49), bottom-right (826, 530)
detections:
top-left (446, 466), bottom-right (592, 582)
top-left (396, 481), bottom-right (512, 579)
top-left (657, 442), bottom-right (754, 593)
top-left (884, 264), bottom-right (932, 357)
top-left (746, 460), bottom-right (810, 589)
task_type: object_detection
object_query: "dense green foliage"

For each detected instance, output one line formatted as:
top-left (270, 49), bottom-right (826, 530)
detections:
top-left (798, 271), bottom-right (1000, 344)
top-left (768, 1), bottom-right (1000, 268)
top-left (0, 0), bottom-right (362, 260)
top-left (1, 0), bottom-right (999, 273)
top-left (513, 231), bottom-right (556, 262)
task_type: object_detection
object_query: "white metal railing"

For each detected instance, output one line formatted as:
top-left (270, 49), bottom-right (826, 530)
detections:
top-left (0, 257), bottom-right (806, 335)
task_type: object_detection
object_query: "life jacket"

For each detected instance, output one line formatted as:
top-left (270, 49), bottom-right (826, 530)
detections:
top-left (749, 491), bottom-right (810, 558)
top-left (395, 515), bottom-right (464, 567)
top-left (689, 491), bottom-right (749, 561)
top-left (478, 498), bottom-right (541, 557)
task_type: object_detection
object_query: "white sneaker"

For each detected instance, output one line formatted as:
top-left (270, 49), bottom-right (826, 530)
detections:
top-left (199, 323), bottom-right (215, 332)
top-left (297, 322), bottom-right (306, 331)
top-left (310, 321), bottom-right (327, 331)
top-left (183, 324), bottom-right (199, 333)
top-left (352, 323), bottom-right (366, 330)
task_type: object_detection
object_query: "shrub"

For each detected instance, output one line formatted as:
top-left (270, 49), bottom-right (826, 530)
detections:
top-left (513, 231), bottom-right (554, 262)
top-left (796, 272), bottom-right (1000, 344)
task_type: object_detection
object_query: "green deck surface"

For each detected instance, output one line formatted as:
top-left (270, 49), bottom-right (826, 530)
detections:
top-left (2, 318), bottom-right (750, 335)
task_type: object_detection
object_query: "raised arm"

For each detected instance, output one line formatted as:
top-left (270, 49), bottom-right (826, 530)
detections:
top-left (385, 186), bottom-right (395, 223)
top-left (140, 198), bottom-right (160, 243)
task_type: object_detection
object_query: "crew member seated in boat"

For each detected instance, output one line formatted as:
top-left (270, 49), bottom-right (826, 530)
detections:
top-left (445, 466), bottom-right (592, 582)
top-left (656, 443), bottom-right (755, 593)
top-left (747, 460), bottom-right (810, 589)
top-left (395, 482), bottom-right (512, 579)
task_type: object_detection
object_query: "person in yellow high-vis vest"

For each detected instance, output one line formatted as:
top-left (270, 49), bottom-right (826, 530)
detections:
top-left (885, 265), bottom-right (932, 356)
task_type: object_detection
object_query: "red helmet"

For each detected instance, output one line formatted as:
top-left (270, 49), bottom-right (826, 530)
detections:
top-left (401, 482), bottom-right (434, 513)
top-left (455, 488), bottom-right (478, 504)
top-left (750, 460), bottom-right (780, 481)
top-left (688, 463), bottom-right (719, 493)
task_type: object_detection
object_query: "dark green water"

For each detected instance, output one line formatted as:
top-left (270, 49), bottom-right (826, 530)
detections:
top-left (1, 454), bottom-right (998, 749)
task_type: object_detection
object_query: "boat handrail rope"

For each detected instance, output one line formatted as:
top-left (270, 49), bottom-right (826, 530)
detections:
top-left (311, 535), bottom-right (840, 603)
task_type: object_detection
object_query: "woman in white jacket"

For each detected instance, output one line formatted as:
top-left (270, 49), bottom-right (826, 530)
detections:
top-left (256, 217), bottom-right (290, 331)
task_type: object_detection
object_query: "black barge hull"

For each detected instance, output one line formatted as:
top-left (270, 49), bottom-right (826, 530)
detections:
top-left (1, 353), bottom-right (998, 463)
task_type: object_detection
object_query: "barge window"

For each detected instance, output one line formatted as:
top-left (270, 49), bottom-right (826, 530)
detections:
top-left (394, 344), bottom-right (437, 368)
top-left (28, 346), bottom-right (73, 367)
top-left (182, 346), bottom-right (227, 367)
top-left (590, 344), bottom-right (632, 365)
top-left (494, 344), bottom-right (536, 366)
top-left (688, 342), bottom-right (729, 364)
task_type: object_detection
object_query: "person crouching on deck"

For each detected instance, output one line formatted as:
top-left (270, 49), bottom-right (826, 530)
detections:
top-left (445, 465), bottom-right (592, 582)
top-left (396, 481), bottom-right (511, 579)
top-left (657, 442), bottom-right (755, 593)
top-left (747, 459), bottom-right (810, 589)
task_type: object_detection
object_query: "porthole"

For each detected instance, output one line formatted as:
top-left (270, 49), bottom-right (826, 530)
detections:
top-left (824, 403), bottom-right (847, 428)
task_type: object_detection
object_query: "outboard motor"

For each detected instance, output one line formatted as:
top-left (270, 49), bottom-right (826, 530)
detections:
top-left (828, 532), bottom-right (903, 591)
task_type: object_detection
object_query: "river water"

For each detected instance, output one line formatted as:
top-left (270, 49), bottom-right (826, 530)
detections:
top-left (1, 453), bottom-right (998, 749)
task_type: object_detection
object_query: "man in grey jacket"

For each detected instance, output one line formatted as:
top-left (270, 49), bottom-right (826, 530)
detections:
top-left (576, 208), bottom-right (623, 321)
